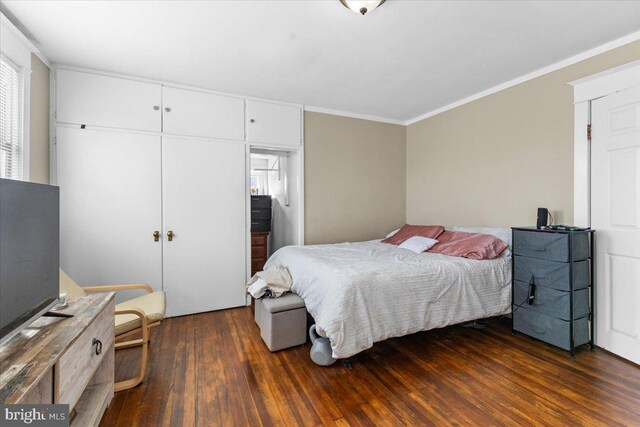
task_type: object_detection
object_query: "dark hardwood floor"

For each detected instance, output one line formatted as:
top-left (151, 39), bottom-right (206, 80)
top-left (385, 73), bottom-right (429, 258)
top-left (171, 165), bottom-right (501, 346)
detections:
top-left (101, 307), bottom-right (640, 426)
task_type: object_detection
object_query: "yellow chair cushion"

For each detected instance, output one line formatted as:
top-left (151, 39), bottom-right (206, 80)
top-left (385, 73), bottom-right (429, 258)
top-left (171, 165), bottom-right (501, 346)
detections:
top-left (59, 269), bottom-right (87, 298)
top-left (115, 291), bottom-right (166, 336)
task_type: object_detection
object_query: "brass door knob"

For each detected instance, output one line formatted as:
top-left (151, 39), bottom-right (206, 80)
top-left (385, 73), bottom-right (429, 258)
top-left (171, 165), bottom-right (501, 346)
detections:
top-left (153, 230), bottom-right (160, 242)
top-left (167, 230), bottom-right (174, 241)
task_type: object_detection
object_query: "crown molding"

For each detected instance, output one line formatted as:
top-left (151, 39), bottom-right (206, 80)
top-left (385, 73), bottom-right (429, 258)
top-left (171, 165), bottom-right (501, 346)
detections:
top-left (303, 105), bottom-right (404, 125)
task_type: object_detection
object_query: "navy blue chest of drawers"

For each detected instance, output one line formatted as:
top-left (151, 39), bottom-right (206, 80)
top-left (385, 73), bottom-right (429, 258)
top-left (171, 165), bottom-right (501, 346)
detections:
top-left (511, 227), bottom-right (595, 357)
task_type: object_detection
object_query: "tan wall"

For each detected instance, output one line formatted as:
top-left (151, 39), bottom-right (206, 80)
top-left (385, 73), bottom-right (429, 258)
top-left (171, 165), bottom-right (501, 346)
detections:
top-left (29, 54), bottom-right (49, 184)
top-left (304, 112), bottom-right (406, 244)
top-left (406, 40), bottom-right (640, 228)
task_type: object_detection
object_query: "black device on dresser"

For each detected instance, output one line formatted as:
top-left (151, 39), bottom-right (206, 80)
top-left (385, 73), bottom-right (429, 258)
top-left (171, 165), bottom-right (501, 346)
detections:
top-left (511, 227), bottom-right (595, 357)
top-left (251, 195), bottom-right (272, 232)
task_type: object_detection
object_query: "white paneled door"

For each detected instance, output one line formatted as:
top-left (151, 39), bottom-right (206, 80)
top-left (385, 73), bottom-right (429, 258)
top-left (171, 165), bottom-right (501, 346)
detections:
top-left (591, 85), bottom-right (640, 364)
top-left (162, 137), bottom-right (247, 317)
top-left (56, 127), bottom-right (163, 300)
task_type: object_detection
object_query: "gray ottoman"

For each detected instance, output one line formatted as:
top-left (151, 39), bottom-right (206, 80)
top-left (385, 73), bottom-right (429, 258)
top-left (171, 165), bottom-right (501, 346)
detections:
top-left (255, 293), bottom-right (307, 352)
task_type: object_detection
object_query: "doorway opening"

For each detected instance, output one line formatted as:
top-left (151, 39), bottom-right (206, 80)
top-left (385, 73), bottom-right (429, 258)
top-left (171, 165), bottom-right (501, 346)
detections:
top-left (248, 147), bottom-right (303, 278)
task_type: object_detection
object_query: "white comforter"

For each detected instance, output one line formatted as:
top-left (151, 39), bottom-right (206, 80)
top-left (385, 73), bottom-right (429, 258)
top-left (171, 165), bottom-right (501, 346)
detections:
top-left (265, 240), bottom-right (512, 359)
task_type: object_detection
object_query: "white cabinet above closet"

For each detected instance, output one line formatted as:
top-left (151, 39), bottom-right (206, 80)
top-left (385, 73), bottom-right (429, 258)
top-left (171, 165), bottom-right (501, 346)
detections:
top-left (246, 100), bottom-right (302, 147)
top-left (56, 69), bottom-right (162, 132)
top-left (162, 87), bottom-right (245, 140)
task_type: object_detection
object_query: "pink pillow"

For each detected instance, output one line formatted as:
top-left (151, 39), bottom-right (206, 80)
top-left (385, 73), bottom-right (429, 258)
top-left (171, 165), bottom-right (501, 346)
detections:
top-left (382, 224), bottom-right (445, 245)
top-left (428, 230), bottom-right (508, 260)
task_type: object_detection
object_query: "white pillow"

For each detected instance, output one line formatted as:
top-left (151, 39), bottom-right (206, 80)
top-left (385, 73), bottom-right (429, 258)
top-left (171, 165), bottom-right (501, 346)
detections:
top-left (398, 236), bottom-right (439, 254)
top-left (385, 228), bottom-right (401, 238)
top-left (452, 227), bottom-right (512, 257)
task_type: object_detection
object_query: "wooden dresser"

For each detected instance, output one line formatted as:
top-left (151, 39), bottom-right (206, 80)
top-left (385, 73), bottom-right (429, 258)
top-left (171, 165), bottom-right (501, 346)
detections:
top-left (0, 293), bottom-right (115, 427)
top-left (251, 232), bottom-right (270, 276)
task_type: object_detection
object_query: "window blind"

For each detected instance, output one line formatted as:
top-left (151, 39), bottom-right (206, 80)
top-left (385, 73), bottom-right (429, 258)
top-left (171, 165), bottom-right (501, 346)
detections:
top-left (0, 54), bottom-right (22, 180)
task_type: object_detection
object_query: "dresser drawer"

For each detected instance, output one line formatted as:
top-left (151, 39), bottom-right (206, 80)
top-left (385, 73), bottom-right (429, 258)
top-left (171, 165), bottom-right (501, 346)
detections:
top-left (251, 220), bottom-right (271, 232)
top-left (250, 195), bottom-right (272, 209)
top-left (56, 300), bottom-right (114, 409)
top-left (514, 256), bottom-right (590, 291)
top-left (252, 245), bottom-right (266, 258)
top-left (251, 234), bottom-right (267, 247)
top-left (513, 230), bottom-right (589, 262)
top-left (513, 307), bottom-right (589, 351)
top-left (251, 208), bottom-right (271, 220)
top-left (513, 280), bottom-right (589, 321)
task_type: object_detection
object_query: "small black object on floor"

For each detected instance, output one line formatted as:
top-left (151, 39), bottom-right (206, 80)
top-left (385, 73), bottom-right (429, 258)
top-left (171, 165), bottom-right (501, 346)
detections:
top-left (461, 320), bottom-right (486, 330)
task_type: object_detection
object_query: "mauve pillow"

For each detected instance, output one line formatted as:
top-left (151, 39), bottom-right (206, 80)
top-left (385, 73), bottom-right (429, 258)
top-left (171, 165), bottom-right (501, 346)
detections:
top-left (382, 224), bottom-right (445, 245)
top-left (428, 230), bottom-right (508, 260)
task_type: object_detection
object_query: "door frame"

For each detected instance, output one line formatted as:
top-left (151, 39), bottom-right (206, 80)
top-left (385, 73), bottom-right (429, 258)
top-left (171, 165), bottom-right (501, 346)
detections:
top-left (570, 59), bottom-right (640, 346)
top-left (245, 142), bottom-right (305, 306)
top-left (570, 59), bottom-right (640, 227)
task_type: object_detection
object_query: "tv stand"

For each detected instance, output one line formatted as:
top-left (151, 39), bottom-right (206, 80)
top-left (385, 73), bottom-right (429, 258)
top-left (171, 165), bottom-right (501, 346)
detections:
top-left (0, 293), bottom-right (115, 427)
top-left (43, 311), bottom-right (74, 318)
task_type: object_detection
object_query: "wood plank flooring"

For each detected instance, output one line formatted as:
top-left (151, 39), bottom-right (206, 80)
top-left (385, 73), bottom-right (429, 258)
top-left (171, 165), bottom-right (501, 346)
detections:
top-left (101, 307), bottom-right (640, 426)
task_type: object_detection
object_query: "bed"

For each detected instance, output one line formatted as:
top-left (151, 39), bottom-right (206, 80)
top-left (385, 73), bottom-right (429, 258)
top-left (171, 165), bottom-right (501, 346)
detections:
top-left (264, 239), bottom-right (512, 359)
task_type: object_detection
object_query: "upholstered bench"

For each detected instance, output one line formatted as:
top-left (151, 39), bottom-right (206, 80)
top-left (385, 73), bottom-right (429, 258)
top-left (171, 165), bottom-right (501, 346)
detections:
top-left (254, 293), bottom-right (307, 351)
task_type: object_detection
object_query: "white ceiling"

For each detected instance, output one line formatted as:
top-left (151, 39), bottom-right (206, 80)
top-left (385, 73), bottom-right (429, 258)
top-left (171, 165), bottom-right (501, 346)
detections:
top-left (3, 0), bottom-right (640, 123)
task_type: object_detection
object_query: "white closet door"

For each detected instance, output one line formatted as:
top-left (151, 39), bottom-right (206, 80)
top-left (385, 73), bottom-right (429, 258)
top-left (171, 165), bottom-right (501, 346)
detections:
top-left (162, 137), bottom-right (246, 317)
top-left (56, 69), bottom-right (162, 132)
top-left (592, 85), bottom-right (640, 364)
top-left (162, 87), bottom-right (245, 140)
top-left (56, 127), bottom-right (163, 299)
top-left (246, 100), bottom-right (301, 147)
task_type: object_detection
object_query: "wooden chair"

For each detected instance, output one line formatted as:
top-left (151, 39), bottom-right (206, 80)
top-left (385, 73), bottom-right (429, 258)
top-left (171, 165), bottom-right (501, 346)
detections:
top-left (59, 269), bottom-right (166, 392)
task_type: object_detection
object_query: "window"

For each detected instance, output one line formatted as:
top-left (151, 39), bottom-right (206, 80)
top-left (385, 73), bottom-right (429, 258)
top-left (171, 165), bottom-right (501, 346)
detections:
top-left (0, 54), bottom-right (23, 180)
top-left (250, 172), bottom-right (268, 195)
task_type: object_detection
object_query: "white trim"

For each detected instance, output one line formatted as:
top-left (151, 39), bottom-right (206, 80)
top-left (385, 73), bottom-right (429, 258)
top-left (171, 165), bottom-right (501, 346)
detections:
top-left (22, 58), bottom-right (30, 181)
top-left (244, 144), bottom-right (251, 306)
top-left (1, 13), bottom-right (32, 181)
top-left (0, 13), bottom-right (49, 67)
top-left (572, 59), bottom-right (640, 228)
top-left (299, 110), bottom-right (305, 245)
top-left (49, 68), bottom-right (57, 184)
top-left (569, 58), bottom-right (640, 103)
top-left (303, 105), bottom-right (404, 125)
top-left (573, 101), bottom-right (590, 228)
top-left (406, 29), bottom-right (640, 126)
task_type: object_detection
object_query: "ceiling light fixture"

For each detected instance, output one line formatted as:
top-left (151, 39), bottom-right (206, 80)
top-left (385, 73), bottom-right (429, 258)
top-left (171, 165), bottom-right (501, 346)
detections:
top-left (339, 0), bottom-right (387, 16)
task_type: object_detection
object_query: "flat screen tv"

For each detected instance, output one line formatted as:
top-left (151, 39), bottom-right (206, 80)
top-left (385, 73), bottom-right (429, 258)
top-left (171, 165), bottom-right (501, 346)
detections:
top-left (0, 178), bottom-right (60, 344)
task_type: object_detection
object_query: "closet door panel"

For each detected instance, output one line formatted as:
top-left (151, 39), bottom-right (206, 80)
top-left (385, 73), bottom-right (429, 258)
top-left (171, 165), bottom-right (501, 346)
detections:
top-left (162, 87), bottom-right (245, 140)
top-left (56, 127), bottom-right (163, 300)
top-left (246, 100), bottom-right (301, 147)
top-left (56, 69), bottom-right (162, 132)
top-left (163, 137), bottom-right (246, 317)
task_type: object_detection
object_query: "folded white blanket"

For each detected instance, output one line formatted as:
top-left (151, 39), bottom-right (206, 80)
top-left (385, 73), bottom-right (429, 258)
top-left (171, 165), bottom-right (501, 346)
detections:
top-left (246, 266), bottom-right (293, 298)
